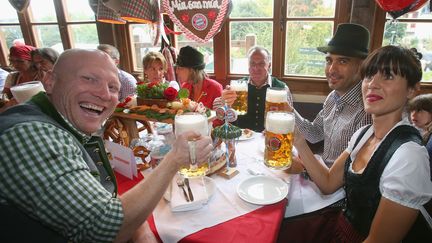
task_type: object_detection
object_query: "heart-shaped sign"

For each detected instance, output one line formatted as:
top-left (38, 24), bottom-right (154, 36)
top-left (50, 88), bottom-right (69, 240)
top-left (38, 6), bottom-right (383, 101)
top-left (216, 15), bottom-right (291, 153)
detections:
top-left (8, 0), bottom-right (30, 13)
top-left (375, 0), bottom-right (428, 19)
top-left (162, 0), bottom-right (231, 43)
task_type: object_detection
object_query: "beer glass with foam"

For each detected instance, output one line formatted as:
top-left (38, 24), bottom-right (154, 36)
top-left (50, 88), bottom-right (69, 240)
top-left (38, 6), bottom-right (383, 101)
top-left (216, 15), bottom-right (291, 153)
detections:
top-left (174, 112), bottom-right (209, 178)
top-left (265, 87), bottom-right (289, 115)
top-left (10, 81), bottom-right (45, 103)
top-left (264, 111), bottom-right (295, 169)
top-left (230, 80), bottom-right (248, 115)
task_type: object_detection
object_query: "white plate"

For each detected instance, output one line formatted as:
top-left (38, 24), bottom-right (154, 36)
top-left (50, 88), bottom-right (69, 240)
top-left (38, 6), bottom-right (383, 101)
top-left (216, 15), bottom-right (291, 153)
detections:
top-left (238, 129), bottom-right (255, 141)
top-left (164, 176), bottom-right (216, 201)
top-left (237, 176), bottom-right (288, 205)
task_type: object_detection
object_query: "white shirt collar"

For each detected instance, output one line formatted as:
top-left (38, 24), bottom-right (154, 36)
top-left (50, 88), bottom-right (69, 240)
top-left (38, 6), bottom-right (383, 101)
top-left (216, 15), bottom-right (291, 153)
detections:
top-left (248, 75), bottom-right (272, 88)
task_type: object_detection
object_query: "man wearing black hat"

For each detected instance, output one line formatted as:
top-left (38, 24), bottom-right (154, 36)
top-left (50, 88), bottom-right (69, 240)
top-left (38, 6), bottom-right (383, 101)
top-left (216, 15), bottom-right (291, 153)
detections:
top-left (175, 46), bottom-right (222, 109)
top-left (279, 23), bottom-right (373, 242)
top-left (291, 23), bottom-right (372, 167)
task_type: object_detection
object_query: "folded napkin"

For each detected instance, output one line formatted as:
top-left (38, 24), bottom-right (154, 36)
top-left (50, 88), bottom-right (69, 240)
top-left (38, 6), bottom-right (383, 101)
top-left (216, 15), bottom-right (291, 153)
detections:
top-left (170, 176), bottom-right (209, 212)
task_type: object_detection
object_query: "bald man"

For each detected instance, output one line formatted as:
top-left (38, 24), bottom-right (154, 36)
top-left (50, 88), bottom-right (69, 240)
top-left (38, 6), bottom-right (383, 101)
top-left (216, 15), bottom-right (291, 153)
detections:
top-left (0, 49), bottom-right (213, 242)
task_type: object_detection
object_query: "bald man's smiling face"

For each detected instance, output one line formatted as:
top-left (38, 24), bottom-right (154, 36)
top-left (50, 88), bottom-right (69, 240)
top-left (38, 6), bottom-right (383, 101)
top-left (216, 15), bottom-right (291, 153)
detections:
top-left (45, 50), bottom-right (120, 134)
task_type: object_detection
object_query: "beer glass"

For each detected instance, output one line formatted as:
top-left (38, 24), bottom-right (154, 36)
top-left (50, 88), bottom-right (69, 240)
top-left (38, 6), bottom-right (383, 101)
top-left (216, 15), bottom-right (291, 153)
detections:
top-left (230, 80), bottom-right (248, 115)
top-left (10, 81), bottom-right (45, 103)
top-left (174, 112), bottom-right (209, 178)
top-left (265, 87), bottom-right (289, 115)
top-left (264, 111), bottom-right (295, 170)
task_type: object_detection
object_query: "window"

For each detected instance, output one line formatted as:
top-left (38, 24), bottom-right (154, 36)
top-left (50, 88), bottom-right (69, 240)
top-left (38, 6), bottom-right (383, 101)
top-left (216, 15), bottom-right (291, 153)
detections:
top-left (284, 0), bottom-right (336, 76)
top-left (62, 0), bottom-right (99, 49)
top-left (0, 0), bottom-right (98, 64)
top-left (176, 31), bottom-right (214, 74)
top-left (129, 23), bottom-right (160, 70)
top-left (0, 3), bottom-right (24, 59)
top-left (226, 0), bottom-right (338, 78)
top-left (229, 0), bottom-right (274, 74)
top-left (129, 23), bottom-right (215, 74)
top-left (382, 4), bottom-right (432, 82)
top-left (28, 0), bottom-right (62, 51)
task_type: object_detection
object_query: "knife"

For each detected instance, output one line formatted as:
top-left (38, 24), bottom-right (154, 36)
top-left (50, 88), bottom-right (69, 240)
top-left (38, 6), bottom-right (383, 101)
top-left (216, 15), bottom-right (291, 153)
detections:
top-left (184, 178), bottom-right (194, 201)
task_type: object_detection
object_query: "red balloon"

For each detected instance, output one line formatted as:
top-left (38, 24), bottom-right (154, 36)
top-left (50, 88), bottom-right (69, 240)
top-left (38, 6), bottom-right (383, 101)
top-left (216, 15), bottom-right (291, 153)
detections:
top-left (375, 0), bottom-right (428, 19)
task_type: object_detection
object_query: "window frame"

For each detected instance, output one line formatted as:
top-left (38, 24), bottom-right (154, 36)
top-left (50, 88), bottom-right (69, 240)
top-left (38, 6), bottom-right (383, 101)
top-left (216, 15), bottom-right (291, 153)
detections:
top-left (371, 5), bottom-right (432, 92)
top-left (0, 0), bottom-right (99, 64)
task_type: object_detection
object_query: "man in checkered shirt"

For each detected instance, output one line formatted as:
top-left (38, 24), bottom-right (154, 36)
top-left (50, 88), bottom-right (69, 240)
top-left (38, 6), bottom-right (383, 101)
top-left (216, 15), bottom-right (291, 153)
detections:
top-left (291, 23), bottom-right (372, 167)
top-left (279, 23), bottom-right (374, 241)
top-left (0, 49), bottom-right (213, 242)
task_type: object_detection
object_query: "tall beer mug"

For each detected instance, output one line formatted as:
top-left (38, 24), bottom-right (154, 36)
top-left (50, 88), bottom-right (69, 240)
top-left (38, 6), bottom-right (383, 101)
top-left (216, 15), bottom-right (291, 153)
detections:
top-left (174, 112), bottom-right (209, 178)
top-left (265, 87), bottom-right (289, 114)
top-left (230, 80), bottom-right (248, 115)
top-left (10, 81), bottom-right (45, 103)
top-left (264, 111), bottom-right (295, 170)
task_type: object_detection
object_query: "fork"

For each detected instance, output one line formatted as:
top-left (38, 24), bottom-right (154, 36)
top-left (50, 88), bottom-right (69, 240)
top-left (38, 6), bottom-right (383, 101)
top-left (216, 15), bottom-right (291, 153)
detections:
top-left (184, 178), bottom-right (194, 202)
top-left (176, 178), bottom-right (190, 202)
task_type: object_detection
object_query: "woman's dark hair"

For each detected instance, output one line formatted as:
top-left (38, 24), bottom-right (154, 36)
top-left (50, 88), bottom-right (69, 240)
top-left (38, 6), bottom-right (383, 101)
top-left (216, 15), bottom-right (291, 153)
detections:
top-left (408, 93), bottom-right (432, 113)
top-left (31, 47), bottom-right (60, 65)
top-left (408, 93), bottom-right (432, 143)
top-left (360, 45), bottom-right (422, 88)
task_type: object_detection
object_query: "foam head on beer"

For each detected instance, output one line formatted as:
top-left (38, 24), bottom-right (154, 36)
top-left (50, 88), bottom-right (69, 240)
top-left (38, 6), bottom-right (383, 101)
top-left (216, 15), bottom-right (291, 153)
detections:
top-left (10, 81), bottom-right (45, 103)
top-left (230, 80), bottom-right (248, 92)
top-left (266, 88), bottom-right (287, 103)
top-left (174, 113), bottom-right (208, 137)
top-left (265, 112), bottom-right (295, 134)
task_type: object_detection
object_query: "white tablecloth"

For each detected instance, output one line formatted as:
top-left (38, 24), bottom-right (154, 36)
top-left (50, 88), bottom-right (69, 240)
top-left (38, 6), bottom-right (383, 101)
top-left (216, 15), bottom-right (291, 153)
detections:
top-left (146, 131), bottom-right (345, 242)
top-left (234, 133), bottom-right (345, 218)
top-left (146, 132), bottom-right (291, 243)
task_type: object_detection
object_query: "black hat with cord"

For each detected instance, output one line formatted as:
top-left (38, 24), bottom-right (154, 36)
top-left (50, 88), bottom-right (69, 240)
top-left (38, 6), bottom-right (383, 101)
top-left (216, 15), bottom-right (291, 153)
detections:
top-left (317, 23), bottom-right (370, 59)
top-left (176, 46), bottom-right (206, 70)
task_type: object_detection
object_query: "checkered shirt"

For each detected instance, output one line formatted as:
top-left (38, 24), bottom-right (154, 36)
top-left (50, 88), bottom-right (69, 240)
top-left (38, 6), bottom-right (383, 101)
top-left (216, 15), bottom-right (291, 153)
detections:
top-left (0, 118), bottom-right (124, 242)
top-left (295, 81), bottom-right (372, 165)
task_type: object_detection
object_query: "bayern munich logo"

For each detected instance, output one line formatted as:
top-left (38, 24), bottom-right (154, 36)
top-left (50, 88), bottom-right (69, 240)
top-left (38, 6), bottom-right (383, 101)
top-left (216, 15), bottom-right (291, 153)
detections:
top-left (192, 13), bottom-right (208, 31)
top-left (268, 137), bottom-right (281, 151)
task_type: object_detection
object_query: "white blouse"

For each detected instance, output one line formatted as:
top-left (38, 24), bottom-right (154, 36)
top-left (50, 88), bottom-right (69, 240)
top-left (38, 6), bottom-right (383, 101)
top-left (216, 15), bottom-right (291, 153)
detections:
top-left (345, 118), bottom-right (432, 210)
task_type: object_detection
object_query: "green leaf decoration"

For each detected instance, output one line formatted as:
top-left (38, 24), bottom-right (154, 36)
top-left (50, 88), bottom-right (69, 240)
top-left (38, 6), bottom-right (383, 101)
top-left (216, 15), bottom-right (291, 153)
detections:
top-left (135, 109), bottom-right (175, 121)
top-left (178, 88), bottom-right (190, 99)
top-left (136, 82), bottom-right (169, 99)
top-left (212, 124), bottom-right (242, 139)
